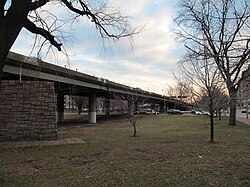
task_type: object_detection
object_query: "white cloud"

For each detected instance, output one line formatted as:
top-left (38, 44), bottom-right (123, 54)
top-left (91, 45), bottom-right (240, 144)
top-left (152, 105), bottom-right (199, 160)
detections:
top-left (10, 0), bottom-right (182, 95)
top-left (113, 0), bottom-right (151, 15)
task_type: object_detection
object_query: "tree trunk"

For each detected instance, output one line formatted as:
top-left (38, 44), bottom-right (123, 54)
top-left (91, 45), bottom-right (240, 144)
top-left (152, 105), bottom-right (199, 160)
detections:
top-left (209, 98), bottom-right (214, 143)
top-left (78, 104), bottom-right (82, 114)
top-left (132, 123), bottom-right (137, 137)
top-left (228, 87), bottom-right (237, 126)
top-left (0, 27), bottom-right (22, 82)
top-left (218, 110), bottom-right (222, 120)
top-left (0, 26), bottom-right (9, 81)
top-left (0, 50), bottom-right (8, 81)
top-left (210, 115), bottom-right (214, 143)
top-left (0, 0), bottom-right (30, 80)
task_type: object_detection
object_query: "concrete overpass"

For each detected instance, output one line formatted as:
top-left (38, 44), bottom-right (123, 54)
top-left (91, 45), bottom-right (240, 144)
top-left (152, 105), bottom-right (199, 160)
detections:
top-left (2, 52), bottom-right (191, 124)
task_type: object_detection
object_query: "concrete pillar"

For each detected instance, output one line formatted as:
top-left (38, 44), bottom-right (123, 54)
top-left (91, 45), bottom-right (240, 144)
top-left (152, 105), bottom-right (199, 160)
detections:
top-left (135, 101), bottom-right (139, 114)
top-left (166, 101), bottom-right (169, 111)
top-left (56, 92), bottom-right (64, 123)
top-left (128, 99), bottom-right (134, 116)
top-left (105, 99), bottom-right (111, 116)
top-left (161, 101), bottom-right (167, 113)
top-left (152, 101), bottom-right (156, 110)
top-left (88, 93), bottom-right (97, 123)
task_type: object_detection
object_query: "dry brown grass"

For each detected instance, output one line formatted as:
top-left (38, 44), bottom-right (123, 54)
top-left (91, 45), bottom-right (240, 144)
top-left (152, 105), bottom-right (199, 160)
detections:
top-left (0, 114), bottom-right (249, 186)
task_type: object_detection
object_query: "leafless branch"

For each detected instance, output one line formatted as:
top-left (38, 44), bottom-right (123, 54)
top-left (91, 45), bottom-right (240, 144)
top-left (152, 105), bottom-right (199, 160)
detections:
top-left (24, 19), bottom-right (62, 51)
top-left (29, 0), bottom-right (49, 11)
top-left (59, 0), bottom-right (140, 40)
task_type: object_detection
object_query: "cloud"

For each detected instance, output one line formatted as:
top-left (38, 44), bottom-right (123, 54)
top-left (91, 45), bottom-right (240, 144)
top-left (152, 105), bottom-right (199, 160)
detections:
top-left (10, 0), bottom-right (182, 94)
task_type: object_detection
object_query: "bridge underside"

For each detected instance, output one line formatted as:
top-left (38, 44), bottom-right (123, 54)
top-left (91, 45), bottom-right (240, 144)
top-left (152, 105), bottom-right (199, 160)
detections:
top-left (0, 52), bottom-right (191, 141)
top-left (2, 75), bottom-right (171, 123)
top-left (2, 70), bottom-right (186, 123)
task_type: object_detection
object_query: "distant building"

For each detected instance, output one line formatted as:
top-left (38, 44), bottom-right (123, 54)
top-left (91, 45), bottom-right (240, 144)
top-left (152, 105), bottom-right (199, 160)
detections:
top-left (237, 65), bottom-right (250, 108)
top-left (64, 95), bottom-right (77, 111)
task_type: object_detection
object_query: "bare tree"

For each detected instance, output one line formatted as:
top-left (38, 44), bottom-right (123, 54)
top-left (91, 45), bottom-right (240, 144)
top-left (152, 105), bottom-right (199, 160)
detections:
top-left (176, 53), bottom-right (228, 143)
top-left (174, 0), bottom-right (250, 125)
top-left (196, 88), bottom-right (229, 119)
top-left (110, 89), bottom-right (147, 137)
top-left (0, 0), bottom-right (140, 80)
top-left (71, 96), bottom-right (88, 114)
top-left (213, 88), bottom-right (230, 120)
top-left (166, 82), bottom-right (194, 103)
top-left (109, 99), bottom-right (127, 113)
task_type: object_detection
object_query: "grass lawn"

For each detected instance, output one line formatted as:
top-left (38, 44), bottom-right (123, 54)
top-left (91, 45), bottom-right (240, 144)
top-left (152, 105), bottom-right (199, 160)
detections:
top-left (0, 114), bottom-right (249, 187)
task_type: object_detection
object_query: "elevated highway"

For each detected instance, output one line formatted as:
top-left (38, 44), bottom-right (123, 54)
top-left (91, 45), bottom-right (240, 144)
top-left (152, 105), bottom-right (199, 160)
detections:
top-left (2, 52), bottom-right (191, 123)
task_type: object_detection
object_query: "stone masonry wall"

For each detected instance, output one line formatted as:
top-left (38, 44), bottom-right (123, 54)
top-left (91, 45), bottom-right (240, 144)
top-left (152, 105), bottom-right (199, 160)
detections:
top-left (0, 81), bottom-right (57, 141)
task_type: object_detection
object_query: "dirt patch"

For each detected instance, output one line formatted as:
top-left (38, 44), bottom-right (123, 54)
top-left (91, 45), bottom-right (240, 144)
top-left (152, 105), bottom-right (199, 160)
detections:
top-left (0, 138), bottom-right (85, 149)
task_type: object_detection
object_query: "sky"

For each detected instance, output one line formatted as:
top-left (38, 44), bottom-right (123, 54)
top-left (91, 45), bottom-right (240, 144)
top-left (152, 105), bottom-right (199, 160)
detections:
top-left (10, 0), bottom-right (185, 95)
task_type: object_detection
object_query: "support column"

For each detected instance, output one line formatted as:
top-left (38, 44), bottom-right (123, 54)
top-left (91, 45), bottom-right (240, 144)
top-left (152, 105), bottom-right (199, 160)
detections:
top-left (162, 101), bottom-right (167, 113)
top-left (135, 101), bottom-right (139, 114)
top-left (166, 101), bottom-right (169, 111)
top-left (152, 101), bottom-right (156, 111)
top-left (57, 92), bottom-right (64, 123)
top-left (128, 99), bottom-right (134, 116)
top-left (89, 93), bottom-right (97, 123)
top-left (105, 98), bottom-right (111, 116)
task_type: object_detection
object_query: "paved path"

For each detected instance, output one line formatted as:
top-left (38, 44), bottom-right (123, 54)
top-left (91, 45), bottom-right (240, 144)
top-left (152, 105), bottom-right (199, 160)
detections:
top-left (236, 109), bottom-right (250, 126)
top-left (237, 116), bottom-right (250, 126)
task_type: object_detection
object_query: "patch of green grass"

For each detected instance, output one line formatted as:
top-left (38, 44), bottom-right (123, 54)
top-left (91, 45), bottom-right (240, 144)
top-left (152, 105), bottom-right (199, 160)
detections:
top-left (0, 115), bottom-right (249, 187)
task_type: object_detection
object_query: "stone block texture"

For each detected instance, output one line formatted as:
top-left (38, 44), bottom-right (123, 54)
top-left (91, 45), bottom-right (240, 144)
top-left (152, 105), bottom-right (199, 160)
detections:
top-left (0, 81), bottom-right (57, 141)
